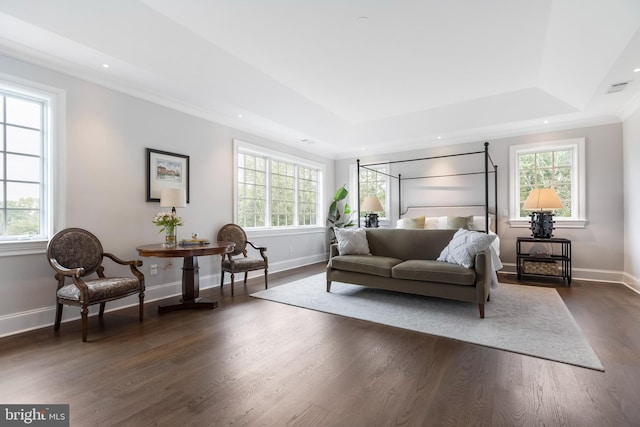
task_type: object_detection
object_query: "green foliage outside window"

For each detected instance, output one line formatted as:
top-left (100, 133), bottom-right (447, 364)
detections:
top-left (359, 167), bottom-right (387, 218)
top-left (519, 149), bottom-right (572, 217)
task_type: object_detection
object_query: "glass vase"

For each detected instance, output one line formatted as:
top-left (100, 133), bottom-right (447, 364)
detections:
top-left (164, 226), bottom-right (176, 247)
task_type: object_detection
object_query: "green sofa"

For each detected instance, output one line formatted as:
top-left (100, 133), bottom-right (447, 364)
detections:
top-left (326, 228), bottom-right (492, 318)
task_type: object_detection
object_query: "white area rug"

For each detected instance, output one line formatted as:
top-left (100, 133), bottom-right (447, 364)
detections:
top-left (251, 274), bottom-right (603, 371)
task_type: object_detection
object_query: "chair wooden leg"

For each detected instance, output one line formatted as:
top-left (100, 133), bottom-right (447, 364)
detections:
top-left (54, 303), bottom-right (63, 331)
top-left (99, 302), bottom-right (106, 318)
top-left (230, 272), bottom-right (235, 297)
top-left (81, 306), bottom-right (89, 342)
top-left (478, 303), bottom-right (485, 319)
top-left (220, 271), bottom-right (225, 293)
top-left (139, 292), bottom-right (144, 321)
top-left (244, 272), bottom-right (248, 285)
top-left (264, 269), bottom-right (268, 289)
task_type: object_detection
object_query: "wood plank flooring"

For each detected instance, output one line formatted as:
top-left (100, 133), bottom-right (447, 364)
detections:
top-left (1, 264), bottom-right (639, 426)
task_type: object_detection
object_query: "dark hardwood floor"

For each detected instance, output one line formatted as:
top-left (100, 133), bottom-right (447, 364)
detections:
top-left (1, 264), bottom-right (639, 426)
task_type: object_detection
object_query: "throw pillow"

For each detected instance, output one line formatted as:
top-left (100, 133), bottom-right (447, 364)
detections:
top-left (437, 228), bottom-right (497, 268)
top-left (334, 228), bottom-right (371, 255)
top-left (447, 215), bottom-right (473, 230)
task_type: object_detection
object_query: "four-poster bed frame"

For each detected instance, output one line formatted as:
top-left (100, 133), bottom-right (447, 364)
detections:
top-left (356, 142), bottom-right (498, 232)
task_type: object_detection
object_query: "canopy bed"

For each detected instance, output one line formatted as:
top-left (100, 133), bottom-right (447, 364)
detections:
top-left (356, 141), bottom-right (498, 234)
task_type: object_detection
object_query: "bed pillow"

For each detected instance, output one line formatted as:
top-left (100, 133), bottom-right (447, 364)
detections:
top-left (447, 215), bottom-right (473, 230)
top-left (424, 217), bottom-right (440, 229)
top-left (471, 215), bottom-right (492, 231)
top-left (437, 228), bottom-right (497, 268)
top-left (396, 216), bottom-right (425, 229)
top-left (334, 228), bottom-right (371, 255)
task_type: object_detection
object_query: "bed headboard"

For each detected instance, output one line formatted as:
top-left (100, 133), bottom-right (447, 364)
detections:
top-left (401, 205), bottom-right (496, 233)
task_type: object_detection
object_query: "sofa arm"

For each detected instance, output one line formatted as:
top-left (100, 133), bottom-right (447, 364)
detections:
top-left (329, 243), bottom-right (339, 259)
top-left (474, 249), bottom-right (492, 303)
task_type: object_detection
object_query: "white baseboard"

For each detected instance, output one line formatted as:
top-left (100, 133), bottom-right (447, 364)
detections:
top-left (0, 254), bottom-right (328, 339)
top-left (499, 263), bottom-right (625, 284)
top-left (622, 272), bottom-right (640, 295)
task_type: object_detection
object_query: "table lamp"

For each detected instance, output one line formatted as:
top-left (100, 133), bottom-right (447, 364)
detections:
top-left (160, 188), bottom-right (187, 245)
top-left (160, 188), bottom-right (187, 214)
top-left (522, 188), bottom-right (563, 238)
top-left (361, 195), bottom-right (384, 228)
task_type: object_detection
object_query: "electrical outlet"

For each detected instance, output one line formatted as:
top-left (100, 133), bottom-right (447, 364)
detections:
top-left (150, 264), bottom-right (158, 275)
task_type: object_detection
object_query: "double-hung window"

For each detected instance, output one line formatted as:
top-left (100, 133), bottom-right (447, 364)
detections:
top-left (348, 162), bottom-right (390, 223)
top-left (510, 138), bottom-right (586, 228)
top-left (234, 140), bottom-right (323, 229)
top-left (1, 77), bottom-right (61, 255)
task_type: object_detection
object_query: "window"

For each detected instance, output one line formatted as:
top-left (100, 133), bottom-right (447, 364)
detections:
top-left (510, 138), bottom-right (586, 227)
top-left (358, 164), bottom-right (389, 218)
top-left (348, 162), bottom-right (390, 224)
top-left (234, 141), bottom-right (323, 229)
top-left (0, 77), bottom-right (62, 255)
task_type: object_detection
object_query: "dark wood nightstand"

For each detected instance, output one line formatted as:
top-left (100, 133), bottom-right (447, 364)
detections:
top-left (516, 237), bottom-right (571, 285)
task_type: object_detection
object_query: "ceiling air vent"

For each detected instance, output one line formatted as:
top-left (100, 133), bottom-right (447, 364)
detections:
top-left (607, 81), bottom-right (631, 93)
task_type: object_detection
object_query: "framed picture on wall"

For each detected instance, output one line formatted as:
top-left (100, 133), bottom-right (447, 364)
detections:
top-left (146, 148), bottom-right (190, 202)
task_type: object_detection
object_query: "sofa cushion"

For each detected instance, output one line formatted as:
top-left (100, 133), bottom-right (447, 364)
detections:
top-left (392, 260), bottom-right (476, 285)
top-left (329, 255), bottom-right (403, 278)
top-left (365, 228), bottom-right (456, 260)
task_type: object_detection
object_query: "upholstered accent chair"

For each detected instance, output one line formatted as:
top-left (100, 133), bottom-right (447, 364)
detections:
top-left (46, 228), bottom-right (145, 342)
top-left (217, 224), bottom-right (268, 296)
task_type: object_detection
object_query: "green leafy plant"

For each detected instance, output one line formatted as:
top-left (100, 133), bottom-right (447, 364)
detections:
top-left (327, 185), bottom-right (354, 241)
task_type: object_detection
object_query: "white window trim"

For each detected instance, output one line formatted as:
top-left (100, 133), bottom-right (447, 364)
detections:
top-left (233, 139), bottom-right (325, 230)
top-left (0, 73), bottom-right (65, 256)
top-left (509, 138), bottom-right (587, 229)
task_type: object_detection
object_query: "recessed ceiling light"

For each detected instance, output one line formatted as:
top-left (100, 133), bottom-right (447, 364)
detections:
top-left (355, 16), bottom-right (369, 25)
top-left (238, 114), bottom-right (243, 118)
top-left (544, 120), bottom-right (549, 124)
top-left (437, 136), bottom-right (442, 140)
top-left (102, 63), bottom-right (109, 68)
top-left (361, 147), bottom-right (366, 151)
top-left (634, 68), bottom-right (640, 73)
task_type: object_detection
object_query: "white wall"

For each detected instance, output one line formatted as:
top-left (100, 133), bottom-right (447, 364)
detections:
top-left (623, 107), bottom-right (640, 291)
top-left (0, 54), bottom-right (334, 337)
top-left (335, 123), bottom-right (624, 281)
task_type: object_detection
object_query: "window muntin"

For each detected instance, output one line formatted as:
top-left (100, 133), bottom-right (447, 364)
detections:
top-left (270, 160), bottom-right (295, 227)
top-left (1, 92), bottom-right (45, 239)
top-left (359, 165), bottom-right (388, 218)
top-left (297, 166), bottom-right (318, 226)
top-left (510, 138), bottom-right (586, 226)
top-left (236, 152), bottom-right (266, 229)
top-left (235, 141), bottom-right (323, 229)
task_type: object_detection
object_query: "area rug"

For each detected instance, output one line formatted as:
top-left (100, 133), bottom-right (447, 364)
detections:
top-left (251, 274), bottom-right (604, 371)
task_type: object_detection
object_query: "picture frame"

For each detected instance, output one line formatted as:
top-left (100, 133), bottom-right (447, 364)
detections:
top-left (146, 148), bottom-right (190, 203)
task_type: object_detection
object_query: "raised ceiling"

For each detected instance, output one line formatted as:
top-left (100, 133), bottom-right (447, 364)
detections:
top-left (1, 0), bottom-right (639, 158)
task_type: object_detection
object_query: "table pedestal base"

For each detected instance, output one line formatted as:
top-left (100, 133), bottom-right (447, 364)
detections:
top-left (158, 298), bottom-right (219, 313)
top-left (157, 255), bottom-right (219, 313)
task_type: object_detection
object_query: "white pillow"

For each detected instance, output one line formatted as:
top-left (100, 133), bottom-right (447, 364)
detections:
top-left (396, 217), bottom-right (424, 229)
top-left (424, 217), bottom-right (440, 229)
top-left (471, 215), bottom-right (492, 231)
top-left (334, 228), bottom-right (371, 255)
top-left (437, 228), bottom-right (497, 268)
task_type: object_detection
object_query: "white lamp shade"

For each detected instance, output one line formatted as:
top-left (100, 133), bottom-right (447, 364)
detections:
top-left (160, 188), bottom-right (187, 208)
top-left (361, 195), bottom-right (384, 212)
top-left (522, 188), bottom-right (563, 210)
